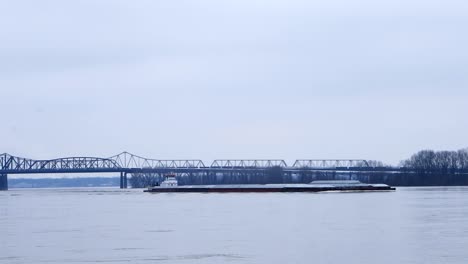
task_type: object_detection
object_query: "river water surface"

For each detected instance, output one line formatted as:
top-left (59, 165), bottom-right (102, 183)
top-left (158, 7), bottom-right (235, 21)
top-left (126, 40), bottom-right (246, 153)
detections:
top-left (1, 187), bottom-right (468, 264)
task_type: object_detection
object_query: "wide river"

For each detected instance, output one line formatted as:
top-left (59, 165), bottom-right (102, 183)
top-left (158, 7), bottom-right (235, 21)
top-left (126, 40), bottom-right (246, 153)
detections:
top-left (1, 187), bottom-right (468, 264)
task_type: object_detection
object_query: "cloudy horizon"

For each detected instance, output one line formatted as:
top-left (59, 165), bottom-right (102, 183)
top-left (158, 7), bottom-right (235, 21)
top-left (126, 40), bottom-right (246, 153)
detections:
top-left (1, 0), bottom-right (467, 166)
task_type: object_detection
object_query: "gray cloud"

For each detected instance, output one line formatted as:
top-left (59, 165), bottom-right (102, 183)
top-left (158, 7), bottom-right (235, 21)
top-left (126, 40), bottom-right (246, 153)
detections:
top-left (1, 0), bottom-right (467, 165)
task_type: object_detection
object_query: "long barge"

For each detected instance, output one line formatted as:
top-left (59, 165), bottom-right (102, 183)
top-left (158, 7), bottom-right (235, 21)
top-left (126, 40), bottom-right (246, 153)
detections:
top-left (144, 175), bottom-right (395, 193)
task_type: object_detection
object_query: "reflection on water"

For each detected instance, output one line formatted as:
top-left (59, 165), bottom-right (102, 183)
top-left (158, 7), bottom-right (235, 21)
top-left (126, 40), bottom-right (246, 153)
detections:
top-left (1, 187), bottom-right (468, 264)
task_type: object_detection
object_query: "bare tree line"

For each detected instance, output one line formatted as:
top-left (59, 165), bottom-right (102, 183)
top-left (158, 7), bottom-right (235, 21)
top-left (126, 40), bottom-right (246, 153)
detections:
top-left (401, 148), bottom-right (468, 173)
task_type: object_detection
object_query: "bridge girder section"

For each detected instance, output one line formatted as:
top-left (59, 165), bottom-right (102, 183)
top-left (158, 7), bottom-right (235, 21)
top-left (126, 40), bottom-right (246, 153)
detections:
top-left (292, 159), bottom-right (370, 169)
top-left (0, 153), bottom-right (120, 172)
top-left (211, 159), bottom-right (287, 168)
top-left (109, 152), bottom-right (205, 169)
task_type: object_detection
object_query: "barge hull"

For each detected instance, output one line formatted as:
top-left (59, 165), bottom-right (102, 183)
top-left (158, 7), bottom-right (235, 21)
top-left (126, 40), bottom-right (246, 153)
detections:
top-left (144, 186), bottom-right (395, 193)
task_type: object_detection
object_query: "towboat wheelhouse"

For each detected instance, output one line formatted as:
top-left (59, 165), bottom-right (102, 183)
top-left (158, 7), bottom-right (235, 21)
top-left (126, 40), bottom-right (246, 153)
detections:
top-left (160, 174), bottom-right (178, 188)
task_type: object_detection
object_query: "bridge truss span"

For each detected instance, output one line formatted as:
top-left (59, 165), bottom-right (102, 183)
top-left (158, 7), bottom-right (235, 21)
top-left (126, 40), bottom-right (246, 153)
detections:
top-left (109, 152), bottom-right (206, 169)
top-left (211, 159), bottom-right (288, 168)
top-left (292, 159), bottom-right (370, 169)
top-left (0, 153), bottom-right (121, 173)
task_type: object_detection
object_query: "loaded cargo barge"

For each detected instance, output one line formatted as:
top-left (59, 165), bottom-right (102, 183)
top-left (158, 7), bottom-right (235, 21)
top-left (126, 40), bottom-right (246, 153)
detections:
top-left (144, 175), bottom-right (395, 193)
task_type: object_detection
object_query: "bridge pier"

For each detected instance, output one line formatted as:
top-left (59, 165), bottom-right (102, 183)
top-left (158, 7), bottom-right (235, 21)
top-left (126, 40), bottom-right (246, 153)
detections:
top-left (0, 174), bottom-right (7, 191)
top-left (120, 172), bottom-right (128, 189)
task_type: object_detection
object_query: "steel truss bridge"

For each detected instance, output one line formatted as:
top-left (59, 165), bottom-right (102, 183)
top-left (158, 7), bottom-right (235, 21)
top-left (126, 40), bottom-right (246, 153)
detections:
top-left (0, 152), bottom-right (400, 190)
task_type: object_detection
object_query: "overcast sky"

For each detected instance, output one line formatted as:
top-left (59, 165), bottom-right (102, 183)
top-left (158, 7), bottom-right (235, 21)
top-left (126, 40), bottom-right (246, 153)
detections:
top-left (1, 0), bottom-right (467, 165)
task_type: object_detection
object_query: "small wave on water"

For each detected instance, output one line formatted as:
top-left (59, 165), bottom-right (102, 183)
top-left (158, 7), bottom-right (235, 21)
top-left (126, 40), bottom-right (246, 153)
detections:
top-left (136, 253), bottom-right (246, 262)
top-left (32, 228), bottom-right (82, 234)
top-left (0, 256), bottom-right (22, 261)
top-left (145, 229), bottom-right (174, 233)
top-left (34, 253), bottom-right (246, 263)
top-left (175, 253), bottom-right (245, 260)
top-left (113, 247), bottom-right (147, 251)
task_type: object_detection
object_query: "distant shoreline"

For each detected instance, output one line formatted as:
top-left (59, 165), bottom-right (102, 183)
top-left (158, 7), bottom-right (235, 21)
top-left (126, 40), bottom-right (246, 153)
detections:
top-left (8, 177), bottom-right (120, 188)
top-left (8, 176), bottom-right (468, 188)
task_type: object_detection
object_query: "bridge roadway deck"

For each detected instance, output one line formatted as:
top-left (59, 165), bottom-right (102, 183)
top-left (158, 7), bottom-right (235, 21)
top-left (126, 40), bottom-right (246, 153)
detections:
top-left (0, 166), bottom-right (404, 175)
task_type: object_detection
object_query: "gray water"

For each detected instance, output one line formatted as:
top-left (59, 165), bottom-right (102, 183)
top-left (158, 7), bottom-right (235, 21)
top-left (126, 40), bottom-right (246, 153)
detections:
top-left (1, 187), bottom-right (468, 264)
